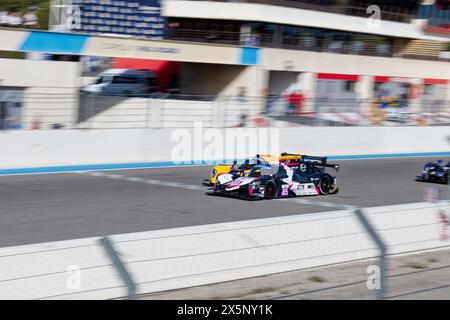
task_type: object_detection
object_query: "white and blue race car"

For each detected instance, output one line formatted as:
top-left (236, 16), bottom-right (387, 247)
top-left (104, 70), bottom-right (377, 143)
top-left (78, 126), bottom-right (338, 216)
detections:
top-left (207, 155), bottom-right (339, 200)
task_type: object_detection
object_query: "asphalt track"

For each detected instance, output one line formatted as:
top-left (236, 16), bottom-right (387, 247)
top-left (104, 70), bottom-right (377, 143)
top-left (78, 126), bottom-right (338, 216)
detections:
top-left (0, 157), bottom-right (448, 247)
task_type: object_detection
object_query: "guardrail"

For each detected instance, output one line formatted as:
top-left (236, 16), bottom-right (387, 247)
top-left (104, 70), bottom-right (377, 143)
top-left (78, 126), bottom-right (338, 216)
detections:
top-left (0, 201), bottom-right (449, 300)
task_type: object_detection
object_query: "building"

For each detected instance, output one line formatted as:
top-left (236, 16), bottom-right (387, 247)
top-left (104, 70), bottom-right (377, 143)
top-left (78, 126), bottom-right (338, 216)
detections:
top-left (0, 0), bottom-right (449, 128)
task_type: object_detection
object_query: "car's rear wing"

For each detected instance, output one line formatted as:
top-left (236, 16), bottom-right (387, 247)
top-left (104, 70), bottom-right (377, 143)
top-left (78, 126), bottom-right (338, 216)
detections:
top-left (277, 152), bottom-right (303, 162)
top-left (300, 155), bottom-right (340, 171)
top-left (301, 155), bottom-right (327, 163)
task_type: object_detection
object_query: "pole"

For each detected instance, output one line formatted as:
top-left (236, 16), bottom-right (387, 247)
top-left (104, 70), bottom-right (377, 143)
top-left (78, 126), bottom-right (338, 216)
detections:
top-left (354, 208), bottom-right (387, 300)
top-left (447, 171), bottom-right (450, 203)
top-left (98, 237), bottom-right (137, 299)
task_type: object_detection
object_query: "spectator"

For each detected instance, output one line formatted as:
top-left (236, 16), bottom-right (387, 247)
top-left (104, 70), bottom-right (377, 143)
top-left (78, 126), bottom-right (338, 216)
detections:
top-left (7, 12), bottom-right (22, 27)
top-left (0, 9), bottom-right (8, 27)
top-left (368, 99), bottom-right (386, 125)
top-left (205, 28), bottom-right (218, 43)
top-left (236, 86), bottom-right (248, 126)
top-left (266, 91), bottom-right (276, 115)
top-left (31, 115), bottom-right (41, 130)
top-left (237, 113), bottom-right (248, 127)
top-left (286, 90), bottom-right (304, 115)
top-left (23, 10), bottom-right (38, 29)
top-left (351, 40), bottom-right (366, 54)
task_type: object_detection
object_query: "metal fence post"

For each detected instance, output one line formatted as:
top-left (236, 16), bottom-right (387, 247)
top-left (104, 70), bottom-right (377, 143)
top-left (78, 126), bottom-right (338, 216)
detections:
top-left (98, 236), bottom-right (137, 300)
top-left (89, 93), bottom-right (96, 129)
top-left (222, 96), bottom-right (228, 128)
top-left (354, 208), bottom-right (387, 300)
top-left (216, 96), bottom-right (221, 128)
top-left (145, 96), bottom-right (150, 129)
top-left (447, 163), bottom-right (450, 203)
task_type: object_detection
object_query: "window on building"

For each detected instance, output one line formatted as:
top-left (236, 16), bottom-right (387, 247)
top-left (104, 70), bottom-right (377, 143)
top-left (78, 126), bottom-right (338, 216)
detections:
top-left (345, 81), bottom-right (356, 92)
top-left (282, 25), bottom-right (300, 47)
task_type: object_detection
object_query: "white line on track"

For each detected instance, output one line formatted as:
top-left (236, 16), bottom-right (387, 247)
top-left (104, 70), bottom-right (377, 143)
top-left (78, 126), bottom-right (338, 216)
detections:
top-left (75, 171), bottom-right (354, 208)
top-left (283, 198), bottom-right (356, 210)
top-left (125, 176), bottom-right (144, 182)
top-left (74, 171), bottom-right (205, 191)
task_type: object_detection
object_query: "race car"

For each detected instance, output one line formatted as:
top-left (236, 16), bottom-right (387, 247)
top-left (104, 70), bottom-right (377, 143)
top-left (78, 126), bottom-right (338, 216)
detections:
top-left (202, 152), bottom-right (303, 186)
top-left (206, 155), bottom-right (340, 200)
top-left (416, 159), bottom-right (450, 184)
top-left (202, 156), bottom-right (269, 186)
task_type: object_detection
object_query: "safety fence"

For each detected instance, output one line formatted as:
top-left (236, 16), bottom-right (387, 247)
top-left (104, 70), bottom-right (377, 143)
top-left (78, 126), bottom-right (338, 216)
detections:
top-left (77, 93), bottom-right (264, 129)
top-left (1, 93), bottom-right (449, 130)
top-left (0, 201), bottom-right (449, 300)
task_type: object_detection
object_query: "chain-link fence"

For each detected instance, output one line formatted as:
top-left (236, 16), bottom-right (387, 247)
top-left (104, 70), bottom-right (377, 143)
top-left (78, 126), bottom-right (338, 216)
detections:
top-left (0, 92), bottom-right (449, 130)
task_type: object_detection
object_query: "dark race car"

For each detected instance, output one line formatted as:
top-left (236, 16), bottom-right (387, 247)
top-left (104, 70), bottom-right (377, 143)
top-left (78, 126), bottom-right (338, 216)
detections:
top-left (206, 155), bottom-right (340, 200)
top-left (416, 159), bottom-right (450, 184)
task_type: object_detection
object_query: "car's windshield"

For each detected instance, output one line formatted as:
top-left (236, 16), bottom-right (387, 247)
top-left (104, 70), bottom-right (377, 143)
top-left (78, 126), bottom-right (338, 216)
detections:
top-left (237, 158), bottom-right (268, 170)
top-left (248, 158), bottom-right (268, 165)
top-left (248, 165), bottom-right (278, 177)
top-left (95, 75), bottom-right (113, 84)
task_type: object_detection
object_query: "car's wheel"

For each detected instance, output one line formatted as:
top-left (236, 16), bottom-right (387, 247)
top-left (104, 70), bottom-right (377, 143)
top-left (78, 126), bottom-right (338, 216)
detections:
top-left (264, 181), bottom-right (277, 200)
top-left (318, 175), bottom-right (332, 195)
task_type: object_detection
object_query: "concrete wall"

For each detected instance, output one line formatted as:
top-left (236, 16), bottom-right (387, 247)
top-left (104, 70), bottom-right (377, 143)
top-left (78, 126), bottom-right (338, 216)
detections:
top-left (179, 63), bottom-right (265, 98)
top-left (180, 63), bottom-right (244, 96)
top-left (0, 201), bottom-right (448, 299)
top-left (1, 126), bottom-right (450, 170)
top-left (268, 71), bottom-right (300, 95)
top-left (0, 58), bottom-right (80, 129)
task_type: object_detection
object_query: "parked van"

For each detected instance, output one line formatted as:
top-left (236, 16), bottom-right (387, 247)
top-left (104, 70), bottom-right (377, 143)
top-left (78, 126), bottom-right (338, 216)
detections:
top-left (81, 69), bottom-right (158, 96)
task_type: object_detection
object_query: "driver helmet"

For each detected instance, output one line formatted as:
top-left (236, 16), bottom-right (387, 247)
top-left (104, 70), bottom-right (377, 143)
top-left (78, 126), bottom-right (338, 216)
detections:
top-left (251, 169), bottom-right (262, 177)
top-left (299, 163), bottom-right (307, 172)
